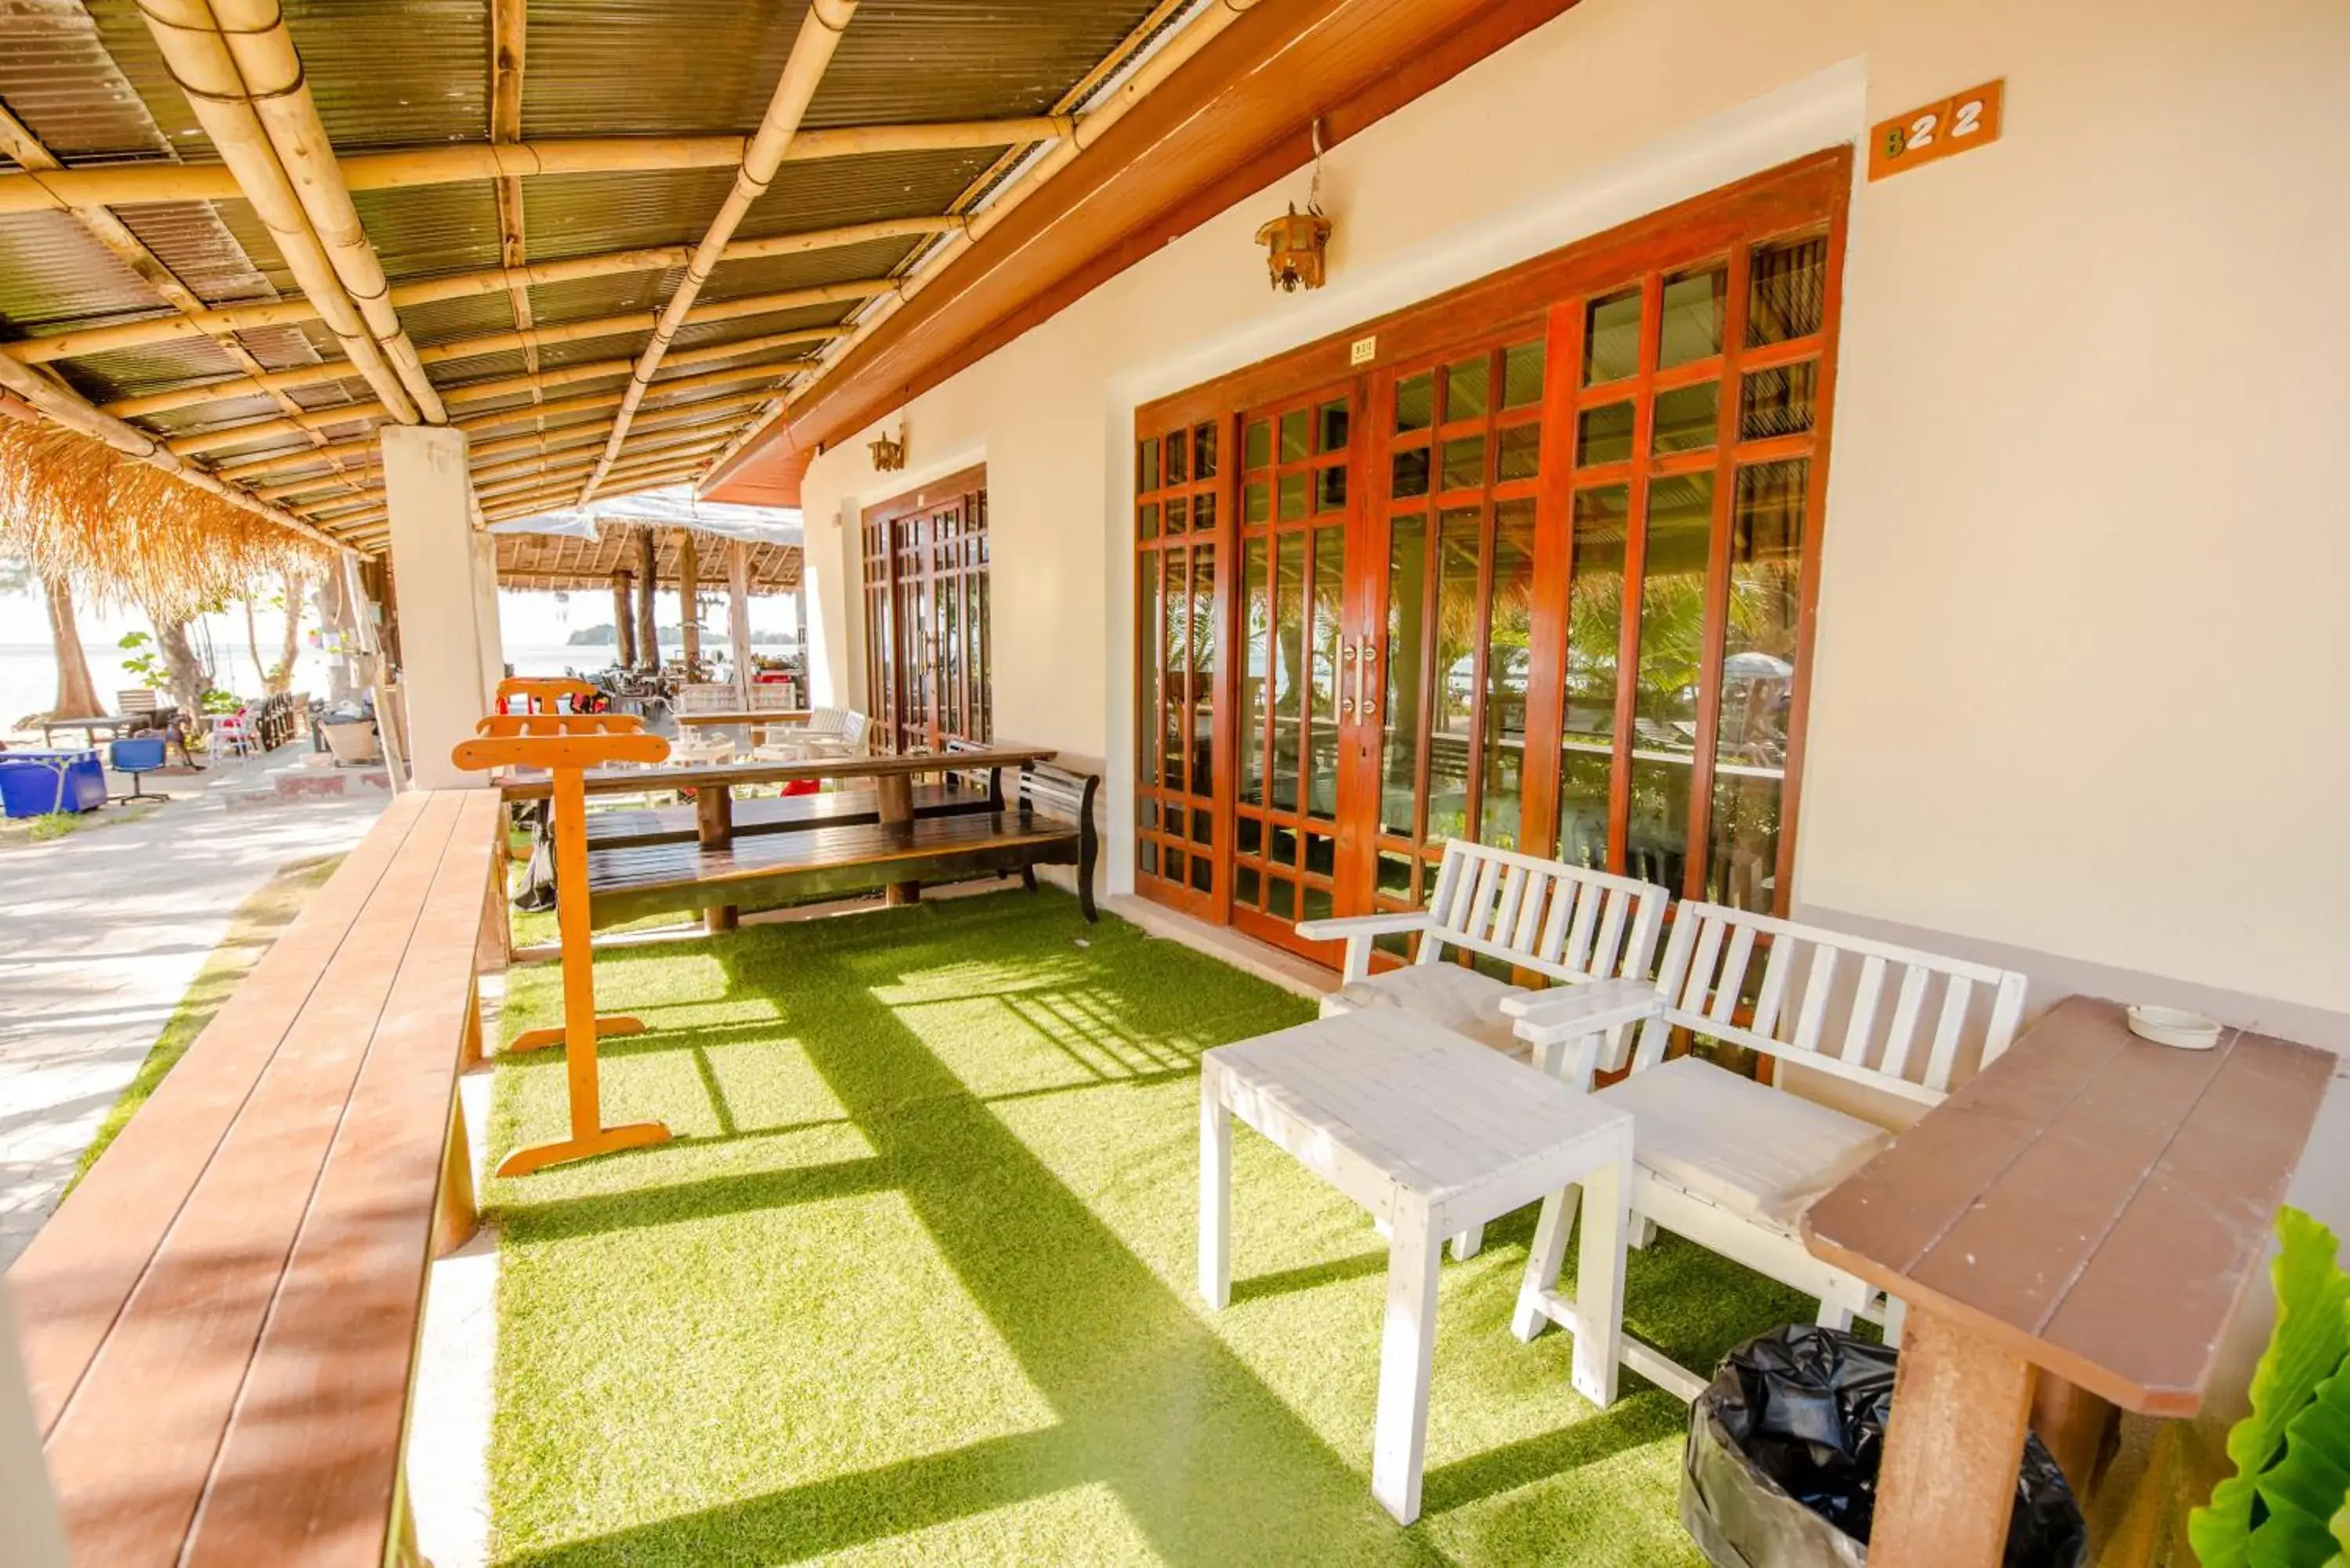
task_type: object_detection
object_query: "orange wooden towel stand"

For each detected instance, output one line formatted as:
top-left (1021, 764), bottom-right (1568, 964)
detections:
top-left (455, 712), bottom-right (673, 1176)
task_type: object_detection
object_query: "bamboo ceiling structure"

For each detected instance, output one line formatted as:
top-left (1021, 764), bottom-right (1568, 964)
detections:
top-left (0, 0), bottom-right (1217, 557)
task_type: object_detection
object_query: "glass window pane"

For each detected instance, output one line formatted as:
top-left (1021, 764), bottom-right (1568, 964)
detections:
top-left (1502, 340), bottom-right (1546, 410)
top-left (1138, 436), bottom-right (1160, 493)
top-left (1380, 512), bottom-right (1427, 840)
top-left (1166, 428), bottom-right (1189, 485)
top-left (1161, 551), bottom-right (1188, 794)
top-left (1443, 356), bottom-right (1489, 423)
top-left (1300, 883), bottom-right (1333, 926)
top-left (1575, 401), bottom-right (1634, 466)
top-left (1441, 435), bottom-right (1486, 492)
top-left (1317, 399), bottom-right (1350, 453)
top-left (1278, 471), bottom-right (1309, 520)
top-left (1139, 837), bottom-right (1159, 876)
top-left (1479, 500), bottom-right (1536, 850)
top-left (1195, 421), bottom-right (1218, 479)
top-left (1140, 555), bottom-right (1164, 788)
top-left (1705, 460), bottom-right (1808, 911)
top-left (1244, 418), bottom-right (1271, 470)
top-left (1138, 502), bottom-right (1159, 540)
top-left (1279, 410), bottom-right (1310, 463)
top-left (1390, 446), bottom-right (1430, 500)
top-left (1395, 372), bottom-right (1434, 432)
top-left (1165, 496), bottom-right (1188, 534)
top-left (1244, 481), bottom-right (1269, 524)
top-left (1237, 542), bottom-right (1266, 808)
top-left (1748, 237), bottom-right (1828, 346)
top-left (1272, 531), bottom-right (1304, 812)
top-left (1191, 854), bottom-right (1213, 894)
top-left (1192, 808), bottom-right (1213, 847)
top-left (1267, 876), bottom-right (1295, 920)
top-left (1191, 542), bottom-right (1216, 793)
top-left (1652, 382), bottom-right (1719, 454)
top-left (1429, 507), bottom-right (1482, 844)
top-left (1237, 814), bottom-right (1262, 857)
top-left (1269, 823), bottom-right (1299, 868)
top-left (1307, 525), bottom-right (1346, 822)
top-left (1659, 267), bottom-right (1726, 368)
top-left (1194, 491), bottom-right (1217, 531)
top-left (1560, 484), bottom-right (1617, 869)
top-left (1628, 471), bottom-right (1714, 893)
top-left (1316, 464), bottom-right (1347, 512)
top-left (1496, 422), bottom-right (1542, 482)
top-left (1584, 287), bottom-right (1641, 385)
top-left (1740, 361), bottom-right (1818, 441)
top-left (1235, 863), bottom-right (1260, 909)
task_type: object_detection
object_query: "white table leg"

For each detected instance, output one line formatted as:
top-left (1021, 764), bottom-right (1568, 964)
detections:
top-left (1570, 1143), bottom-right (1630, 1409)
top-left (1511, 1183), bottom-right (1582, 1342)
top-left (1371, 1201), bottom-right (1443, 1525)
top-left (1451, 1223), bottom-right (1484, 1262)
top-left (1199, 1072), bottom-right (1231, 1310)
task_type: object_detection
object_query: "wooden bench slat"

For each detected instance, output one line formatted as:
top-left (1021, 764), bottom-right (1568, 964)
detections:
top-left (580, 781), bottom-right (987, 849)
top-left (186, 793), bottom-right (499, 1566)
top-left (8, 789), bottom-right (438, 1432)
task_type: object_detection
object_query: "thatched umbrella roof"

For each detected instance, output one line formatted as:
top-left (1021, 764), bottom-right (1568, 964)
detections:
top-left (495, 524), bottom-right (801, 594)
top-left (0, 417), bottom-right (334, 616)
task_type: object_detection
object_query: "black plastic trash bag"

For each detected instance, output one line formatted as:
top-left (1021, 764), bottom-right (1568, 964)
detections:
top-left (1679, 1324), bottom-right (2086, 1568)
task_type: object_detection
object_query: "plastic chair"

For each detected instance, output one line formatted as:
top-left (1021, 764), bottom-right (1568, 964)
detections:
top-left (107, 735), bottom-right (168, 801)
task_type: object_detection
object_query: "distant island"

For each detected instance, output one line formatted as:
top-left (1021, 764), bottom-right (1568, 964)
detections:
top-left (567, 623), bottom-right (797, 647)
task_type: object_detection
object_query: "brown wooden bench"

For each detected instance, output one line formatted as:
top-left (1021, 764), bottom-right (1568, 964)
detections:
top-left (586, 761), bottom-right (1101, 928)
top-left (5, 789), bottom-right (499, 1566)
top-left (578, 739), bottom-right (1004, 851)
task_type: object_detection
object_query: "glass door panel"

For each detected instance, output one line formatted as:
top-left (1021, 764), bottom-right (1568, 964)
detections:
top-left (1135, 414), bottom-right (1226, 916)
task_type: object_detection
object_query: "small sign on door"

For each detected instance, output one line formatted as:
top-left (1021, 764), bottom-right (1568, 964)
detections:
top-left (1868, 79), bottom-right (2004, 182)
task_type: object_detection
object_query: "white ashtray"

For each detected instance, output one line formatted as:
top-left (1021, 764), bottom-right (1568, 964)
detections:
top-left (2127, 1005), bottom-right (2223, 1050)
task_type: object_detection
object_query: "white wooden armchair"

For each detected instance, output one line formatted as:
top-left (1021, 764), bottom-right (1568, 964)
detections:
top-left (1297, 840), bottom-right (1672, 1258)
top-left (1505, 901), bottom-right (2030, 1399)
top-left (754, 706), bottom-right (870, 763)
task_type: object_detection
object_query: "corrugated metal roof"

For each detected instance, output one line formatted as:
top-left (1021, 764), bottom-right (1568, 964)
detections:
top-left (0, 0), bottom-right (1177, 549)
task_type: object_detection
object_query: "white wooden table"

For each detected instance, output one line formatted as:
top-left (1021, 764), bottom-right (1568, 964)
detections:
top-left (1198, 1009), bottom-right (1635, 1525)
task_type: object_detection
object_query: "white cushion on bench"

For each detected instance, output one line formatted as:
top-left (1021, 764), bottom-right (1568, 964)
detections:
top-left (1602, 1057), bottom-right (1892, 1238)
top-left (1325, 963), bottom-right (1528, 1054)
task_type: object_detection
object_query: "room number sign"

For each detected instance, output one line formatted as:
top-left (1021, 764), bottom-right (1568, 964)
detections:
top-left (1867, 79), bottom-right (2004, 181)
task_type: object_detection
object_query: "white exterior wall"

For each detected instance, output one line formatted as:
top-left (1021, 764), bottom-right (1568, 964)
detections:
top-left (796, 0), bottom-right (2350, 1031)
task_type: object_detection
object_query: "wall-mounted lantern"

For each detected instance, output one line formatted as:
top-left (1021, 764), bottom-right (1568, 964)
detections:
top-left (1255, 204), bottom-right (1332, 292)
top-left (868, 417), bottom-right (906, 472)
top-left (1256, 117), bottom-right (1333, 293)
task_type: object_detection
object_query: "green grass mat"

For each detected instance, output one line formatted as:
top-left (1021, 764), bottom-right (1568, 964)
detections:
top-left (486, 890), bottom-right (1809, 1566)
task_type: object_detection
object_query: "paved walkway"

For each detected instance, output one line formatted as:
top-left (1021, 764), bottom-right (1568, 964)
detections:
top-left (0, 764), bottom-right (386, 1266)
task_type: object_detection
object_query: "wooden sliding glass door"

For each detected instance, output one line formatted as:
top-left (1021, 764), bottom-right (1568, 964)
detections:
top-left (862, 467), bottom-right (990, 753)
top-left (1131, 152), bottom-right (1847, 958)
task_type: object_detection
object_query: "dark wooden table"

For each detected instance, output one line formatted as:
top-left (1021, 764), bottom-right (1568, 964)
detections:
top-left (1802, 996), bottom-right (2334, 1566)
top-left (498, 746), bottom-right (1058, 917)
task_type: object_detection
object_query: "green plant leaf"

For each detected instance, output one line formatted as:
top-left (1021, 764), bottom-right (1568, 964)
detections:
top-left (2251, 1360), bottom-right (2350, 1566)
top-left (2192, 1209), bottom-right (2350, 1568)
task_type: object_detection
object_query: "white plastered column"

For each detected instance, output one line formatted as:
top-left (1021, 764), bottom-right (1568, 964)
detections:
top-left (383, 425), bottom-right (496, 789)
top-left (0, 1281), bottom-right (67, 1568)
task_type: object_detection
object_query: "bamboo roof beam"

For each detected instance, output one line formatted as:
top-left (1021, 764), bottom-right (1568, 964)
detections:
top-left (219, 385), bottom-right (776, 485)
top-left (114, 284), bottom-right (878, 442)
top-left (104, 326), bottom-right (837, 421)
top-left (579, 0), bottom-right (859, 503)
top-left (134, 0), bottom-right (439, 425)
top-left (320, 450), bottom-right (710, 530)
top-left (173, 356), bottom-right (803, 459)
top-left (0, 99), bottom-right (371, 494)
top-left (703, 0), bottom-right (1260, 482)
top-left (275, 421), bottom-right (735, 507)
top-left (8, 217), bottom-right (950, 368)
top-left (488, 0), bottom-right (539, 401)
top-left (0, 330), bottom-right (343, 551)
top-left (0, 119), bottom-right (1068, 215)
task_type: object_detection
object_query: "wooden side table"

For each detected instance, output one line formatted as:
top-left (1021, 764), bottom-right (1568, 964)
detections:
top-left (1199, 1009), bottom-right (1635, 1524)
top-left (1802, 996), bottom-right (2334, 1566)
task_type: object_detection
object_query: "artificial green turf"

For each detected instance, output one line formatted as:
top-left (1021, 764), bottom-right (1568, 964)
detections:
top-left (486, 890), bottom-right (1810, 1566)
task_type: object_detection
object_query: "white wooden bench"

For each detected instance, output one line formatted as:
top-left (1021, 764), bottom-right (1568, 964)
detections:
top-left (1506, 900), bottom-right (2030, 1400)
top-left (1297, 840), bottom-right (1670, 1257)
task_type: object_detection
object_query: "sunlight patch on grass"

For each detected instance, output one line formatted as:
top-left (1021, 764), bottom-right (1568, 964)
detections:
top-left (485, 891), bottom-right (1804, 1566)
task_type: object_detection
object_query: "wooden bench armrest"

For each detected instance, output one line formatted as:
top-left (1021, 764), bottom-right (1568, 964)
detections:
top-left (1501, 978), bottom-right (1665, 1084)
top-left (1294, 910), bottom-right (1431, 985)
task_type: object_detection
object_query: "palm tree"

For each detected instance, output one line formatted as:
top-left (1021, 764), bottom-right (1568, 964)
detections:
top-left (1, 554), bottom-right (102, 720)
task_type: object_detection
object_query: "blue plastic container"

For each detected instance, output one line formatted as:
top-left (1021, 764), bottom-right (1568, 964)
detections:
top-left (0, 750), bottom-right (107, 818)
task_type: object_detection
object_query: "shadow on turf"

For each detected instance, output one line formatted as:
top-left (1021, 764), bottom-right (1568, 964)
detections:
top-left (489, 892), bottom-right (1797, 1566)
